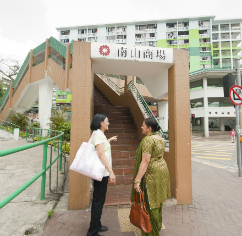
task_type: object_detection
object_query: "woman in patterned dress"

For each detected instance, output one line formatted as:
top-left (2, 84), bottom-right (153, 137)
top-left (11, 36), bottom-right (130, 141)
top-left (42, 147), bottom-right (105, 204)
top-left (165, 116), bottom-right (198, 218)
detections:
top-left (131, 118), bottom-right (171, 236)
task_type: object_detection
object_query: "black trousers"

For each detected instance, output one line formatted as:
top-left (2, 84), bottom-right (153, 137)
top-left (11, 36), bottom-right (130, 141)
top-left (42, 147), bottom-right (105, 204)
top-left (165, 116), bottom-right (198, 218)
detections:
top-left (87, 176), bottom-right (109, 236)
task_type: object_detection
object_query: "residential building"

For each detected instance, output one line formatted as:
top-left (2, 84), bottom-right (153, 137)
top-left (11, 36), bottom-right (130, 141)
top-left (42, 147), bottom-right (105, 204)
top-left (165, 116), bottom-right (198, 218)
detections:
top-left (56, 16), bottom-right (242, 72)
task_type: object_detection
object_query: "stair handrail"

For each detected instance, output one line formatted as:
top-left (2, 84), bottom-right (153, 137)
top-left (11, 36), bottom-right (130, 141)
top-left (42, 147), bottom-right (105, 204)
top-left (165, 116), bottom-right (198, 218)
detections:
top-left (0, 127), bottom-right (64, 209)
top-left (96, 73), bottom-right (124, 95)
top-left (127, 80), bottom-right (169, 140)
top-left (0, 119), bottom-right (20, 136)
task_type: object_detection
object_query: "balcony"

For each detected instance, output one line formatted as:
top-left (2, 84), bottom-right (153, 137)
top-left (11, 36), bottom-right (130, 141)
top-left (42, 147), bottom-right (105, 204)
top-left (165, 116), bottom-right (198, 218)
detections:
top-left (231, 34), bottom-right (241, 40)
top-left (212, 27), bottom-right (219, 32)
top-left (200, 60), bottom-right (211, 64)
top-left (167, 45), bottom-right (177, 48)
top-left (135, 38), bottom-right (146, 42)
top-left (166, 27), bottom-right (177, 32)
top-left (200, 52), bottom-right (211, 56)
top-left (178, 35), bottom-right (189, 39)
top-left (199, 34), bottom-right (210, 38)
top-left (88, 33), bottom-right (97, 37)
top-left (78, 34), bottom-right (87, 38)
top-left (199, 43), bottom-right (211, 47)
top-left (146, 29), bottom-right (157, 33)
top-left (231, 26), bottom-right (240, 31)
top-left (220, 35), bottom-right (230, 40)
top-left (135, 29), bottom-right (146, 34)
top-left (178, 26), bottom-right (189, 31)
top-left (146, 37), bottom-right (156, 41)
top-left (60, 35), bottom-right (70, 39)
top-left (116, 39), bottom-right (126, 43)
top-left (212, 36), bottom-right (219, 40)
top-left (221, 44), bottom-right (230, 49)
top-left (221, 52), bottom-right (231, 58)
top-left (220, 27), bottom-right (230, 32)
top-left (199, 25), bottom-right (210, 30)
top-left (106, 31), bottom-right (116, 36)
top-left (179, 44), bottom-right (189, 48)
top-left (106, 40), bottom-right (116, 44)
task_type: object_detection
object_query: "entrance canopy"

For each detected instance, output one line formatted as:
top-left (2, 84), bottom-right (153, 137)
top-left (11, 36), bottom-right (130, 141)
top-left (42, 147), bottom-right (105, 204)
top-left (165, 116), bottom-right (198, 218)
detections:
top-left (91, 43), bottom-right (174, 99)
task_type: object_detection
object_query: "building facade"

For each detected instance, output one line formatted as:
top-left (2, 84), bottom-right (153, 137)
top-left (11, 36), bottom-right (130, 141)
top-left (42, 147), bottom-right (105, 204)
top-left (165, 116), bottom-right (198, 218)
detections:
top-left (56, 16), bottom-right (242, 73)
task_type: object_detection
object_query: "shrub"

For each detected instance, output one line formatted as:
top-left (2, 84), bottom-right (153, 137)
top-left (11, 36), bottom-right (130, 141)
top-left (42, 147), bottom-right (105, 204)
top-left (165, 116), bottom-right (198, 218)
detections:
top-left (9, 112), bottom-right (29, 131)
top-left (28, 121), bottom-right (40, 129)
top-left (49, 110), bottom-right (71, 141)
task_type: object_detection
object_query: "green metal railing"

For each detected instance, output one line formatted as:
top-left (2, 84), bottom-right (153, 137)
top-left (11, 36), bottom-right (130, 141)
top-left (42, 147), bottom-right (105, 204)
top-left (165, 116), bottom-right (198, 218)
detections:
top-left (97, 74), bottom-right (125, 95)
top-left (0, 128), bottom-right (64, 209)
top-left (127, 80), bottom-right (169, 140)
top-left (48, 53), bottom-right (65, 70)
top-left (105, 74), bottom-right (125, 80)
top-left (13, 64), bottom-right (29, 94)
top-left (0, 119), bottom-right (20, 136)
top-left (32, 58), bottom-right (45, 67)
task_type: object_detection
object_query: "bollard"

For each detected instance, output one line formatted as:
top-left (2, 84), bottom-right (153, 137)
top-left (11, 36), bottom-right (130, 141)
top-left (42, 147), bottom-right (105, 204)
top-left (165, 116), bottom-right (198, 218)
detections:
top-left (14, 128), bottom-right (19, 140)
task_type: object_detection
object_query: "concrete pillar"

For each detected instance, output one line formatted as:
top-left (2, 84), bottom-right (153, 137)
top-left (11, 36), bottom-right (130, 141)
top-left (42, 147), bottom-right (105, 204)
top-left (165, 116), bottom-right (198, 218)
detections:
top-left (68, 42), bottom-right (92, 210)
top-left (203, 77), bottom-right (209, 137)
top-left (167, 49), bottom-right (192, 205)
top-left (157, 100), bottom-right (168, 131)
top-left (39, 81), bottom-right (53, 129)
top-left (220, 118), bottom-right (225, 131)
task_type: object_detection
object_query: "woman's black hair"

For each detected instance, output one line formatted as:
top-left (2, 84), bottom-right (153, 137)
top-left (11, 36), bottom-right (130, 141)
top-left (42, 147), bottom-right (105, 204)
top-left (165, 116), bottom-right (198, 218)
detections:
top-left (90, 113), bottom-right (107, 130)
top-left (144, 118), bottom-right (161, 132)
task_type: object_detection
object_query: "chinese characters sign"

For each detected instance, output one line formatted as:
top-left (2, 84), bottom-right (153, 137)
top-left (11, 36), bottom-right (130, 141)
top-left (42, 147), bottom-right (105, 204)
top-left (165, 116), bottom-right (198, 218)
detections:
top-left (91, 43), bottom-right (173, 63)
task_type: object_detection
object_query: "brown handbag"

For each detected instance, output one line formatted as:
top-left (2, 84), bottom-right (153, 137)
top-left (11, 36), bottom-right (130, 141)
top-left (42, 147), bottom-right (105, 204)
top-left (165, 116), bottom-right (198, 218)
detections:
top-left (129, 190), bottom-right (152, 233)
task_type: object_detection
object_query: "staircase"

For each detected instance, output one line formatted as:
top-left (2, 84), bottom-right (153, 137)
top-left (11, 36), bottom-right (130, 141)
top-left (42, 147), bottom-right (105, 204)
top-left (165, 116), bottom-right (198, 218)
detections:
top-left (94, 86), bottom-right (140, 186)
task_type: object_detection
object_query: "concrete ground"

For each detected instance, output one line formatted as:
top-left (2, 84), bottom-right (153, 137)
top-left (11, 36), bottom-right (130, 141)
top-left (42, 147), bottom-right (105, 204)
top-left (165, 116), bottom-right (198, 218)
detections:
top-left (42, 137), bottom-right (242, 236)
top-left (0, 135), bottom-right (68, 236)
top-left (2, 133), bottom-right (242, 235)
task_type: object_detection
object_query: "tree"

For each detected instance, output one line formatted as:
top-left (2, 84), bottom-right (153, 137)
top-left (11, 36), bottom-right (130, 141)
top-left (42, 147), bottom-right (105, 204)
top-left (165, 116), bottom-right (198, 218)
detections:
top-left (0, 55), bottom-right (22, 82)
top-left (0, 80), bottom-right (4, 100)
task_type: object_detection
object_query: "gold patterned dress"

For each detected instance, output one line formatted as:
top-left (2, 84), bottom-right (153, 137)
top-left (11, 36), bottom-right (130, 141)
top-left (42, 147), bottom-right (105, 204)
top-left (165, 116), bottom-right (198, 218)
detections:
top-left (131, 134), bottom-right (171, 236)
top-left (142, 135), bottom-right (171, 210)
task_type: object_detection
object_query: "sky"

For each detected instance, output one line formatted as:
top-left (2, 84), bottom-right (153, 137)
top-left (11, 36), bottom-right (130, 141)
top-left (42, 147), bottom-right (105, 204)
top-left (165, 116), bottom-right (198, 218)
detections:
top-left (0, 0), bottom-right (242, 62)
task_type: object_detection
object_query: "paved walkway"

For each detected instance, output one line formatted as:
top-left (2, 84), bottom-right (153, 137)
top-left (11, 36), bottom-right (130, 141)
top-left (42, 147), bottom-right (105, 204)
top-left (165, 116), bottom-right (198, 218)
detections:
top-left (42, 139), bottom-right (242, 236)
top-left (0, 137), bottom-right (67, 236)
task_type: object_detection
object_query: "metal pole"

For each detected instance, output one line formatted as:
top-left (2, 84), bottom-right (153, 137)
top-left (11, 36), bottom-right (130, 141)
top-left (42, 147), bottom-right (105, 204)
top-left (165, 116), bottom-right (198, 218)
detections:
top-left (235, 59), bottom-right (242, 177)
top-left (40, 142), bottom-right (48, 200)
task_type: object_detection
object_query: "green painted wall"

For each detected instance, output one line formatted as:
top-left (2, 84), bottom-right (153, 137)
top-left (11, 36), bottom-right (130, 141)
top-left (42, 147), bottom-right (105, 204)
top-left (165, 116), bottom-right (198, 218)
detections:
top-left (189, 47), bottom-right (200, 56)
top-left (189, 56), bottom-right (200, 72)
top-left (189, 29), bottom-right (199, 39)
top-left (157, 39), bottom-right (167, 48)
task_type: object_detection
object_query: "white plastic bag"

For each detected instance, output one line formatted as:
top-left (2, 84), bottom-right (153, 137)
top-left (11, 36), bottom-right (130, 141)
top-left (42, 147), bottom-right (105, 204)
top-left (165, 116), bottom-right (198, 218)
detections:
top-left (69, 131), bottom-right (110, 181)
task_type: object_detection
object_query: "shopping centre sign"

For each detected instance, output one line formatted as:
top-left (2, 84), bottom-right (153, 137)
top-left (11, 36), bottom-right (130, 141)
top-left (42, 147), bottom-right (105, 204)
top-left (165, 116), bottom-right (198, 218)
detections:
top-left (91, 43), bottom-right (173, 63)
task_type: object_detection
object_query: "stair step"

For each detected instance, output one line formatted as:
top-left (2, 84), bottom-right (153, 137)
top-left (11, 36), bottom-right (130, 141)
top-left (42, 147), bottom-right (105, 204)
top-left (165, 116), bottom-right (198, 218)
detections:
top-left (112, 158), bottom-right (136, 167)
top-left (115, 139), bottom-right (140, 145)
top-left (108, 175), bottom-right (134, 185)
top-left (109, 124), bottom-right (136, 129)
top-left (112, 145), bottom-right (139, 151)
top-left (112, 151), bottom-right (136, 158)
top-left (113, 166), bottom-right (135, 176)
top-left (107, 128), bottom-right (138, 133)
top-left (106, 133), bottom-right (140, 139)
top-left (94, 85), bottom-right (138, 186)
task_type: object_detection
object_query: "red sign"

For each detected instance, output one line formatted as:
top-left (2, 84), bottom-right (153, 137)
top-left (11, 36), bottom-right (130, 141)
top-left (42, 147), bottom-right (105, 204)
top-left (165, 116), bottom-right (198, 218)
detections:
top-left (229, 85), bottom-right (242, 105)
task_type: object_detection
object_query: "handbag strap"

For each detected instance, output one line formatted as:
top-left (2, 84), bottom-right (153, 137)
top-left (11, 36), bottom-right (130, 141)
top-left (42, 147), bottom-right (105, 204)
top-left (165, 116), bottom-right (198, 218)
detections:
top-left (133, 190), bottom-right (147, 210)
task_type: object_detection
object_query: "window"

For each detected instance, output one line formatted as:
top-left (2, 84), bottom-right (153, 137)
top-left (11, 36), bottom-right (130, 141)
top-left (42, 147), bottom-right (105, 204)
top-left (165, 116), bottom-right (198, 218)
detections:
top-left (61, 30), bottom-right (70, 35)
top-left (58, 95), bottom-right (67, 100)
